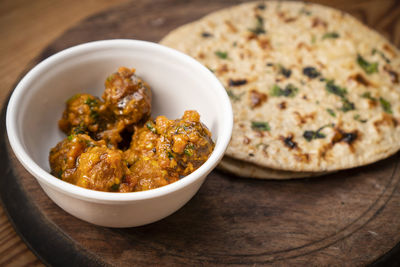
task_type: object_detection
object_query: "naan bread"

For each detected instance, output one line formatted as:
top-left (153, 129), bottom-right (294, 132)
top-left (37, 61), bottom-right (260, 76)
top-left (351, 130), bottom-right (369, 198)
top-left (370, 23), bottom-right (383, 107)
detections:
top-left (161, 1), bottom-right (400, 172)
top-left (218, 156), bottom-right (329, 179)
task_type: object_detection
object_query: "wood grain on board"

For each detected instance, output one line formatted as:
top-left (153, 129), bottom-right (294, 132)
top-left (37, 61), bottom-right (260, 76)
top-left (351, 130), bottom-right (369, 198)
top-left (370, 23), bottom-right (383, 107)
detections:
top-left (0, 1), bottom-right (129, 266)
top-left (1, 0), bottom-right (400, 266)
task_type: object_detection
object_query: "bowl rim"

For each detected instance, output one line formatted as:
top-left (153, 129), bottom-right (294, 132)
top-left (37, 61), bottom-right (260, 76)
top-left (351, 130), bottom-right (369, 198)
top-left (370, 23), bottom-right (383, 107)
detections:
top-left (6, 39), bottom-right (233, 203)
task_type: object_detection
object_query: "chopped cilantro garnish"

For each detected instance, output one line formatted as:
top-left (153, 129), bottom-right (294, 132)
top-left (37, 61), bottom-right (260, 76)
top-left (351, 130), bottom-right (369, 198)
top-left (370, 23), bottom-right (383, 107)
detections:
top-left (303, 66), bottom-right (320, 79)
top-left (361, 92), bottom-right (377, 101)
top-left (379, 97), bottom-right (392, 114)
top-left (110, 183), bottom-right (120, 191)
top-left (248, 15), bottom-right (266, 35)
top-left (322, 32), bottom-right (340, 39)
top-left (201, 32), bottom-right (213, 38)
top-left (66, 93), bottom-right (81, 104)
top-left (146, 122), bottom-right (157, 133)
top-left (184, 144), bottom-right (194, 156)
top-left (303, 124), bottom-right (333, 142)
top-left (251, 121), bottom-right (271, 131)
top-left (278, 65), bottom-right (292, 78)
top-left (372, 48), bottom-right (390, 64)
top-left (353, 114), bottom-right (367, 123)
top-left (215, 51), bottom-right (228, 59)
top-left (357, 54), bottom-right (378, 74)
top-left (311, 35), bottom-right (316, 44)
top-left (326, 108), bottom-right (336, 117)
top-left (85, 140), bottom-right (95, 147)
top-left (299, 8), bottom-right (312, 16)
top-left (340, 97), bottom-right (356, 112)
top-left (257, 3), bottom-right (266, 10)
top-left (84, 97), bottom-right (98, 106)
top-left (167, 151), bottom-right (174, 159)
top-left (303, 130), bottom-right (326, 142)
top-left (106, 74), bottom-right (114, 83)
top-left (325, 80), bottom-right (347, 97)
top-left (270, 84), bottom-right (298, 97)
top-left (72, 126), bottom-right (86, 135)
top-left (67, 135), bottom-right (74, 141)
top-left (226, 89), bottom-right (244, 102)
top-left (90, 111), bottom-right (99, 120)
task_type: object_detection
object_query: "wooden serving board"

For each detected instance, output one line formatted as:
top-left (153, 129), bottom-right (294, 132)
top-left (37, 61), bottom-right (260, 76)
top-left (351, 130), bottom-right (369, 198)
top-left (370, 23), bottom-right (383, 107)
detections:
top-left (1, 0), bottom-right (400, 265)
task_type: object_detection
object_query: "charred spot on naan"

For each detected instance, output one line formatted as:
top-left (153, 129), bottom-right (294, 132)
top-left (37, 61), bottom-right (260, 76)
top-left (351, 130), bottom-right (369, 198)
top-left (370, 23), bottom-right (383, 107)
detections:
top-left (243, 136), bottom-right (251, 145)
top-left (249, 89), bottom-right (267, 108)
top-left (280, 134), bottom-right (298, 150)
top-left (278, 101), bottom-right (287, 110)
top-left (348, 73), bottom-right (373, 87)
top-left (373, 113), bottom-right (399, 133)
top-left (293, 111), bottom-right (316, 126)
top-left (383, 65), bottom-right (399, 84)
top-left (311, 17), bottom-right (328, 28)
top-left (294, 152), bottom-right (310, 163)
top-left (228, 78), bottom-right (248, 86)
top-left (318, 128), bottom-right (360, 158)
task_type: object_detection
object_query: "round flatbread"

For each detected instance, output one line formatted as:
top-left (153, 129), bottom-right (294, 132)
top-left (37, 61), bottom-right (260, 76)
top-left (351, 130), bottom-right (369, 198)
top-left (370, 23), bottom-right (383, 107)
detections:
top-left (218, 156), bottom-right (329, 179)
top-left (161, 1), bottom-right (400, 172)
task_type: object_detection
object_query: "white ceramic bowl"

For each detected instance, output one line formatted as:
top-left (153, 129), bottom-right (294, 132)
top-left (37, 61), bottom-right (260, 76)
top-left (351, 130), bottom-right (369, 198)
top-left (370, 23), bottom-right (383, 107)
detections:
top-left (6, 39), bottom-right (233, 227)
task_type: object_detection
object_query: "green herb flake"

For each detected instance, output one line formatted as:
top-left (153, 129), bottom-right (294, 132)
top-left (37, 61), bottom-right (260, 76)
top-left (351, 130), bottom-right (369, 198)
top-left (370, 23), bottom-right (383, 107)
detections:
top-left (106, 74), bottom-right (115, 83)
top-left (361, 92), bottom-right (377, 101)
top-left (226, 89), bottom-right (244, 102)
top-left (372, 48), bottom-right (391, 64)
top-left (167, 151), bottom-right (174, 159)
top-left (353, 114), bottom-right (367, 123)
top-left (311, 35), bottom-right (316, 44)
top-left (379, 97), bottom-right (392, 114)
top-left (85, 140), bottom-right (95, 147)
top-left (90, 111), bottom-right (99, 120)
top-left (84, 97), bottom-right (98, 107)
top-left (303, 130), bottom-right (326, 142)
top-left (270, 84), bottom-right (298, 98)
top-left (72, 126), bottom-right (86, 135)
top-left (299, 7), bottom-right (312, 16)
top-left (357, 54), bottom-right (378, 74)
top-left (251, 121), bottom-right (271, 132)
top-left (206, 66), bottom-right (215, 73)
top-left (146, 122), bottom-right (157, 133)
top-left (325, 80), bottom-right (347, 97)
top-left (57, 170), bottom-right (63, 178)
top-left (322, 32), bottom-right (340, 40)
top-left (340, 97), bottom-right (356, 112)
top-left (215, 50), bottom-right (228, 59)
top-left (66, 93), bottom-right (81, 104)
top-left (278, 65), bottom-right (292, 78)
top-left (303, 124), bottom-right (334, 142)
top-left (326, 108), bottom-right (336, 117)
top-left (110, 183), bottom-right (120, 191)
top-left (67, 135), bottom-right (74, 141)
top-left (184, 144), bottom-right (194, 156)
top-left (248, 15), bottom-right (266, 35)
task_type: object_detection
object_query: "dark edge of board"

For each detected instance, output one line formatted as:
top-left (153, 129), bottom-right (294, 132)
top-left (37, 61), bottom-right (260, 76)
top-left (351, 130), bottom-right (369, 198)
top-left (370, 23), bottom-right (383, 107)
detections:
top-left (0, 0), bottom-right (400, 264)
top-left (1, 85), bottom-right (400, 266)
top-left (0, 81), bottom-right (105, 267)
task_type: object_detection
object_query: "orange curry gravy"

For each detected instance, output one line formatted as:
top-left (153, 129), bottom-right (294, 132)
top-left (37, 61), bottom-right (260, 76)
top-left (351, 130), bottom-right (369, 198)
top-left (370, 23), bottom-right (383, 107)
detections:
top-left (49, 67), bottom-right (214, 192)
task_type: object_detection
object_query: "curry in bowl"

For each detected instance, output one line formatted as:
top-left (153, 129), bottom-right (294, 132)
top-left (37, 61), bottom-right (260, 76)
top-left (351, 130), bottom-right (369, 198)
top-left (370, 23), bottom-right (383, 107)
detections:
top-left (49, 67), bottom-right (214, 192)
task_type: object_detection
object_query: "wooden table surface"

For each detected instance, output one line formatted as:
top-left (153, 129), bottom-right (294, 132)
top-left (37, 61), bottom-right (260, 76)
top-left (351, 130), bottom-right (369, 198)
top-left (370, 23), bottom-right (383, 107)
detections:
top-left (0, 1), bottom-right (128, 265)
top-left (1, 0), bottom-right (399, 266)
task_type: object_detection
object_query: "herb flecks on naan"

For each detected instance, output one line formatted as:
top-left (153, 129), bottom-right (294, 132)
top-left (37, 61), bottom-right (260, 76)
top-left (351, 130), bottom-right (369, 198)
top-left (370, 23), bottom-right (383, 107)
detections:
top-left (161, 1), bottom-right (400, 172)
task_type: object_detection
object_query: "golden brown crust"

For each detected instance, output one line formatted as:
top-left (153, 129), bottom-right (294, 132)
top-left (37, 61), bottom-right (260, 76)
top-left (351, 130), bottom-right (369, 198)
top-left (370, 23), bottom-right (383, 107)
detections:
top-left (161, 1), bottom-right (400, 172)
